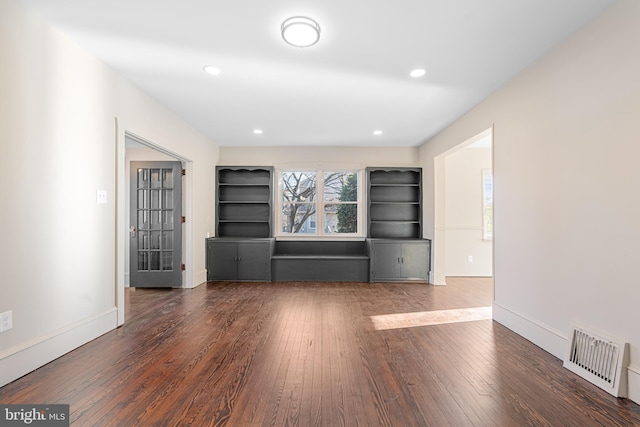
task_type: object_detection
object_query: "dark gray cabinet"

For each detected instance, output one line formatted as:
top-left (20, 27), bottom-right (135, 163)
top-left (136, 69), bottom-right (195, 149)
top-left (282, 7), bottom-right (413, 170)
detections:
top-left (367, 167), bottom-right (422, 239)
top-left (216, 166), bottom-right (273, 238)
top-left (206, 238), bottom-right (274, 281)
top-left (367, 239), bottom-right (430, 282)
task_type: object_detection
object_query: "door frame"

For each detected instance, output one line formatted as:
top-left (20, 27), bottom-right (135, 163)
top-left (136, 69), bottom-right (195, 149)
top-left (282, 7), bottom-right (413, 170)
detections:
top-left (432, 127), bottom-right (494, 286)
top-left (115, 122), bottom-right (193, 326)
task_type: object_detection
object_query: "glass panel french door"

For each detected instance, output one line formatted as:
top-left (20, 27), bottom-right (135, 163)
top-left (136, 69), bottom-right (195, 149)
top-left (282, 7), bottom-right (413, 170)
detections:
top-left (130, 161), bottom-right (182, 287)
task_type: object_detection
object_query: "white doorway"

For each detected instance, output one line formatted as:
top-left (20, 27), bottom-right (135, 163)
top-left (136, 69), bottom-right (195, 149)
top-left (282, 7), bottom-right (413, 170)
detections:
top-left (115, 127), bottom-right (193, 326)
top-left (124, 136), bottom-right (187, 287)
top-left (433, 128), bottom-right (493, 286)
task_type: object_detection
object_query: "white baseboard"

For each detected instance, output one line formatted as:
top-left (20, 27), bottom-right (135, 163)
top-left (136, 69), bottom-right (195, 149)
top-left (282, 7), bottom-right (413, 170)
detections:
top-left (430, 271), bottom-right (446, 286)
top-left (628, 365), bottom-right (640, 405)
top-left (0, 308), bottom-right (118, 388)
top-left (493, 303), bottom-right (640, 405)
top-left (189, 269), bottom-right (207, 288)
top-left (492, 302), bottom-right (567, 360)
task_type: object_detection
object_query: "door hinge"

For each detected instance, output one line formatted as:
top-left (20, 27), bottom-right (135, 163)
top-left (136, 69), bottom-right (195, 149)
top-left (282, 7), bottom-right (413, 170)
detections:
top-left (181, 263), bottom-right (186, 271)
top-left (181, 169), bottom-right (186, 176)
top-left (181, 216), bottom-right (186, 223)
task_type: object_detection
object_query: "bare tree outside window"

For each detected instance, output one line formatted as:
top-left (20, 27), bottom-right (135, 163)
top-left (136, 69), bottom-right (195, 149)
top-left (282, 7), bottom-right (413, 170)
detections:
top-left (282, 171), bottom-right (317, 233)
top-left (281, 170), bottom-right (358, 235)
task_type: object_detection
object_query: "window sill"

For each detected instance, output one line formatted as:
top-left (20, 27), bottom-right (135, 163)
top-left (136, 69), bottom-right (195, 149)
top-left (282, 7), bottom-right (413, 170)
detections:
top-left (275, 235), bottom-right (365, 242)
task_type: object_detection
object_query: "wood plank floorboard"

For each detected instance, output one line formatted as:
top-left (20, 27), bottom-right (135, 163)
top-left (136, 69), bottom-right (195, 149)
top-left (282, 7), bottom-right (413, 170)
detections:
top-left (1, 278), bottom-right (639, 426)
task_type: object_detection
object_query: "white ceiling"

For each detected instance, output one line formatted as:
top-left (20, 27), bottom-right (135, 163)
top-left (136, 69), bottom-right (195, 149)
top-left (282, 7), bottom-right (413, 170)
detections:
top-left (18, 0), bottom-right (614, 147)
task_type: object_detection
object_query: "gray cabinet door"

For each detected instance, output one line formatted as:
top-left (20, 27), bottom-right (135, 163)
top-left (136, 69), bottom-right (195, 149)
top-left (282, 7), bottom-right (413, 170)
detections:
top-left (399, 241), bottom-right (430, 280)
top-left (206, 238), bottom-right (273, 281)
top-left (207, 241), bottom-right (238, 280)
top-left (370, 241), bottom-right (403, 280)
top-left (368, 239), bottom-right (430, 282)
top-left (237, 241), bottom-right (271, 281)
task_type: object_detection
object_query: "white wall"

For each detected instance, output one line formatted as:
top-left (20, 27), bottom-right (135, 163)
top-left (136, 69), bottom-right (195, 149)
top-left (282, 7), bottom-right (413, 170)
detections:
top-left (444, 146), bottom-right (492, 276)
top-left (219, 146), bottom-right (420, 168)
top-left (0, 0), bottom-right (218, 387)
top-left (419, 0), bottom-right (640, 403)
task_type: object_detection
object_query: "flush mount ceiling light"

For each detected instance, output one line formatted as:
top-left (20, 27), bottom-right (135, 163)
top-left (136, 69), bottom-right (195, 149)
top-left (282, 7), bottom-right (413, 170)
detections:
top-left (253, 129), bottom-right (264, 135)
top-left (281, 16), bottom-right (321, 47)
top-left (373, 130), bottom-right (383, 136)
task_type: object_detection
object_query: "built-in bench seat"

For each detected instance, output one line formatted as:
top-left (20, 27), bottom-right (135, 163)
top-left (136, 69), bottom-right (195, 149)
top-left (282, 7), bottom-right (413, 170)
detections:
top-left (271, 241), bottom-right (369, 282)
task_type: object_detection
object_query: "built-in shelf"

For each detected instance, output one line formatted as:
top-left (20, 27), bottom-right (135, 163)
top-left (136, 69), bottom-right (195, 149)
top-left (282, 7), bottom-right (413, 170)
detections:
top-left (216, 166), bottom-right (273, 238)
top-left (367, 167), bottom-right (422, 239)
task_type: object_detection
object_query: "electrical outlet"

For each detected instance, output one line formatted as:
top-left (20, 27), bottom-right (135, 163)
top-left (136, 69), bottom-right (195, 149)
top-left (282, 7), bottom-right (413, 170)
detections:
top-left (467, 255), bottom-right (474, 263)
top-left (96, 190), bottom-right (107, 204)
top-left (0, 311), bottom-right (12, 332)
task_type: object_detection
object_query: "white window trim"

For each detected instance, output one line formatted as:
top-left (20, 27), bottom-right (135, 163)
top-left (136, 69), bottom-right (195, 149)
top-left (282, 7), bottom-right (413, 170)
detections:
top-left (276, 168), bottom-right (364, 239)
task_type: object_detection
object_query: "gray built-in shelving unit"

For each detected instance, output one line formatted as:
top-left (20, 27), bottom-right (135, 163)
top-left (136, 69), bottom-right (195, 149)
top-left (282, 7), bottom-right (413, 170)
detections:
top-left (208, 166), bottom-right (275, 282)
top-left (208, 165), bottom-right (430, 283)
top-left (366, 167), bottom-right (422, 239)
top-left (366, 167), bottom-right (430, 282)
top-left (215, 166), bottom-right (273, 238)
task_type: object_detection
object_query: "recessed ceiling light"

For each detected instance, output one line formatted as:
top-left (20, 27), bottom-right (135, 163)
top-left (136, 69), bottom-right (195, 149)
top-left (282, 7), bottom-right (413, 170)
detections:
top-left (253, 129), bottom-right (263, 135)
top-left (281, 16), bottom-right (321, 47)
top-left (373, 130), bottom-right (383, 136)
top-left (410, 68), bottom-right (426, 78)
top-left (203, 66), bottom-right (221, 75)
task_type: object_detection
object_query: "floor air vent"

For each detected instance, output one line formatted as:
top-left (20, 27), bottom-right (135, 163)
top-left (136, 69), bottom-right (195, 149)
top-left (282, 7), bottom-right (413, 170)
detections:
top-left (563, 321), bottom-right (629, 397)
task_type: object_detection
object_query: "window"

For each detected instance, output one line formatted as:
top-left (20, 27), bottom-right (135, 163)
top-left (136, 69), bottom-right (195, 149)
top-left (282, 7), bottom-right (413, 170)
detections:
top-left (279, 169), bottom-right (362, 237)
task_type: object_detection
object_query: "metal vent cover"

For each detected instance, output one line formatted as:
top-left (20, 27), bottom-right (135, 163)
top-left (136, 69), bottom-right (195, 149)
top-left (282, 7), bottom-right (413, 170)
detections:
top-left (563, 321), bottom-right (628, 397)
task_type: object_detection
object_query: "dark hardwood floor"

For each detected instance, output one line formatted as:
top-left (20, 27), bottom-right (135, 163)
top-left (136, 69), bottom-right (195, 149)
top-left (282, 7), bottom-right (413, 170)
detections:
top-left (1, 278), bottom-right (639, 426)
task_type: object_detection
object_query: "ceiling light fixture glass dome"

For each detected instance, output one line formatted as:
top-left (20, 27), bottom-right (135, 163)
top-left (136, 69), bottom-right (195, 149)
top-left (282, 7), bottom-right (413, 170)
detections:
top-left (281, 16), bottom-right (321, 47)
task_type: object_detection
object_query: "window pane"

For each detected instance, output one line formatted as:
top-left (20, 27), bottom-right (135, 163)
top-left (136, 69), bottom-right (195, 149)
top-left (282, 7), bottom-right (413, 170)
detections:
top-left (162, 211), bottom-right (174, 229)
top-left (138, 190), bottom-right (149, 209)
top-left (150, 231), bottom-right (161, 249)
top-left (150, 169), bottom-right (162, 188)
top-left (162, 251), bottom-right (173, 271)
top-left (150, 210), bottom-right (161, 229)
top-left (324, 172), bottom-right (357, 202)
top-left (162, 231), bottom-right (173, 249)
top-left (162, 189), bottom-right (174, 209)
top-left (279, 169), bottom-right (361, 236)
top-left (150, 190), bottom-right (161, 209)
top-left (137, 210), bottom-right (149, 230)
top-left (162, 168), bottom-right (174, 189)
top-left (137, 168), bottom-right (149, 189)
top-left (138, 252), bottom-right (148, 271)
top-left (138, 231), bottom-right (149, 250)
top-left (282, 203), bottom-right (316, 233)
top-left (149, 251), bottom-right (160, 271)
top-left (325, 203), bottom-right (357, 233)
top-left (282, 172), bottom-right (316, 202)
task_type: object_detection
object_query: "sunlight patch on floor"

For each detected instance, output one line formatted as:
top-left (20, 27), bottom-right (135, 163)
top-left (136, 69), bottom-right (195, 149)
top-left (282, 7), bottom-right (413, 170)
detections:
top-left (370, 306), bottom-right (492, 330)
